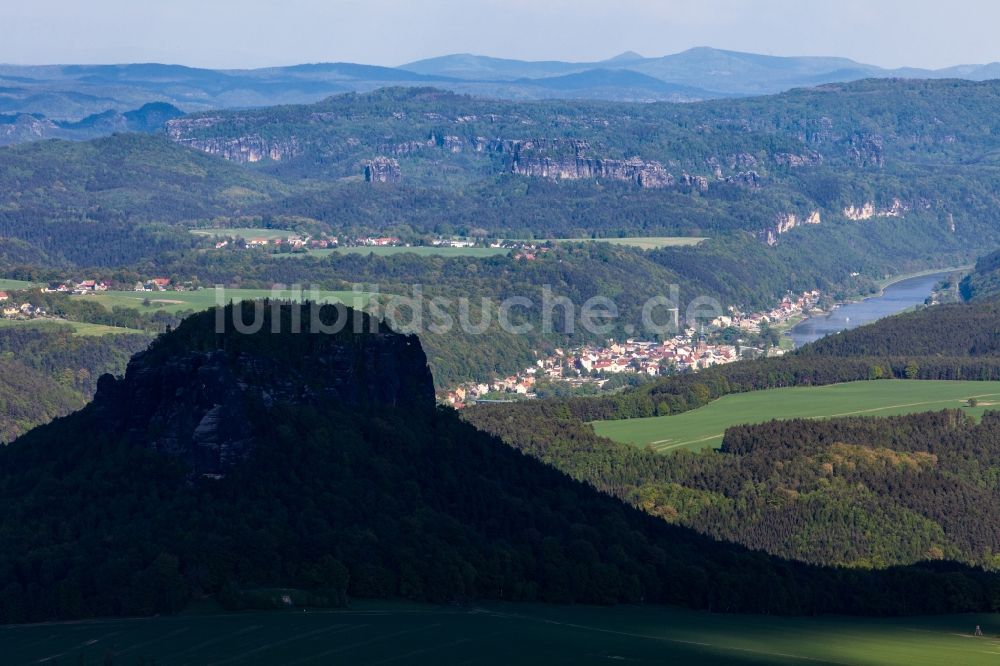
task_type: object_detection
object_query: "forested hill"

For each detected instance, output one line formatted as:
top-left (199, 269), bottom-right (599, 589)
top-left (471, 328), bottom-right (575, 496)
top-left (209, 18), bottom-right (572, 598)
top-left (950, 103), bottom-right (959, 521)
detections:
top-left (162, 81), bottom-right (1000, 263)
top-left (4, 303), bottom-right (1000, 622)
top-left (168, 80), bottom-right (1000, 180)
top-left (0, 134), bottom-right (286, 266)
top-left (0, 356), bottom-right (83, 443)
top-left (960, 249), bottom-right (1000, 301)
top-left (797, 298), bottom-right (1000, 358)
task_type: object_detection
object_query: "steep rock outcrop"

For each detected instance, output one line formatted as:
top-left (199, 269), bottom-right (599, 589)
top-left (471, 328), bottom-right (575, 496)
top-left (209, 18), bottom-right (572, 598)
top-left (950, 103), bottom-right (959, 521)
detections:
top-left (760, 210), bottom-right (822, 245)
top-left (0, 114), bottom-right (58, 145)
top-left (169, 134), bottom-right (301, 163)
top-left (166, 118), bottom-right (300, 163)
top-left (364, 156), bottom-right (402, 182)
top-left (774, 151), bottom-right (822, 167)
top-left (850, 133), bottom-right (885, 168)
top-left (89, 303), bottom-right (433, 476)
top-left (843, 198), bottom-right (908, 220)
top-left (502, 139), bottom-right (676, 188)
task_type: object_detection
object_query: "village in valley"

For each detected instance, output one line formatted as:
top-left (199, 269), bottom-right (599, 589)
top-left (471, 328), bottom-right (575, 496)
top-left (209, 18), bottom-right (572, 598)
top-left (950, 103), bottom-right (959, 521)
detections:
top-left (440, 289), bottom-right (823, 407)
top-left (0, 277), bottom-right (183, 322)
top-left (204, 229), bottom-right (546, 254)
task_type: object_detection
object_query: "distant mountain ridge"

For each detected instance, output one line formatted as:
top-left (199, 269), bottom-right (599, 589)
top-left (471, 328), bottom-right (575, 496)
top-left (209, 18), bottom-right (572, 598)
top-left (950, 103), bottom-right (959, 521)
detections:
top-left (3, 46), bottom-right (1000, 124)
top-left (0, 101), bottom-right (183, 145)
top-left (402, 47), bottom-right (1000, 94)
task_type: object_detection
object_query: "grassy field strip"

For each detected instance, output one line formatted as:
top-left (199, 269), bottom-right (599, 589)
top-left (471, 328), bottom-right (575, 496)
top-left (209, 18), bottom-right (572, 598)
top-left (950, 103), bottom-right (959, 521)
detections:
top-left (191, 228), bottom-right (294, 239)
top-left (824, 392), bottom-right (1000, 418)
top-left (592, 381), bottom-right (1000, 453)
top-left (545, 236), bottom-right (708, 249)
top-left (0, 319), bottom-right (147, 336)
top-left (278, 246), bottom-right (511, 258)
top-left (651, 391), bottom-right (1000, 452)
top-left (5, 602), bottom-right (1000, 665)
top-left (0, 279), bottom-right (36, 291)
top-left (87, 289), bottom-right (375, 315)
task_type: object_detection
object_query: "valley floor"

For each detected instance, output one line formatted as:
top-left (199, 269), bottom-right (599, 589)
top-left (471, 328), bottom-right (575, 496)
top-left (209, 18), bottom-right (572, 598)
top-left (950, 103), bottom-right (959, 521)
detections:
top-left (4, 602), bottom-right (1000, 665)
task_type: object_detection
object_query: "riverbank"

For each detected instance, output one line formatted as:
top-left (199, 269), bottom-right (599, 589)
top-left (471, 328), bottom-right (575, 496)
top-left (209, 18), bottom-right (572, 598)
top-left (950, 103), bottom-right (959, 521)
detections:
top-left (786, 268), bottom-right (968, 348)
top-left (875, 265), bottom-right (973, 293)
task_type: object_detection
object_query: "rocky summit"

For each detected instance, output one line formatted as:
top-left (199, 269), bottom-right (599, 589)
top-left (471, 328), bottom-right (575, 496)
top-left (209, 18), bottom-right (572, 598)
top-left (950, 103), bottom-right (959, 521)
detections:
top-left (87, 302), bottom-right (434, 475)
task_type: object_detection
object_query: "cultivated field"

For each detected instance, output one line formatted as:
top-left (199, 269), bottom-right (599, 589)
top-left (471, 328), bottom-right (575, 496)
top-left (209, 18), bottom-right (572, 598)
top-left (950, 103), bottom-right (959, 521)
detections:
top-left (593, 380), bottom-right (1000, 453)
top-left (0, 279), bottom-right (36, 291)
top-left (549, 236), bottom-right (707, 249)
top-left (84, 288), bottom-right (375, 315)
top-left (3, 601), bottom-right (999, 665)
top-left (0, 319), bottom-right (147, 337)
top-left (191, 228), bottom-right (295, 240)
top-left (279, 245), bottom-right (512, 259)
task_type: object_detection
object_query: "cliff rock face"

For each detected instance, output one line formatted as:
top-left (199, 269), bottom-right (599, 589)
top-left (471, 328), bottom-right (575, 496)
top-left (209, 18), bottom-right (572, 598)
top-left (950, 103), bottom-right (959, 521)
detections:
top-left (502, 139), bottom-right (676, 188)
top-left (170, 134), bottom-right (301, 163)
top-left (364, 157), bottom-right (402, 182)
top-left (724, 170), bottom-right (763, 188)
top-left (843, 198), bottom-right (908, 220)
top-left (90, 303), bottom-right (433, 476)
top-left (850, 133), bottom-right (885, 168)
top-left (166, 118), bottom-right (301, 163)
top-left (760, 210), bottom-right (822, 245)
top-left (774, 151), bottom-right (822, 167)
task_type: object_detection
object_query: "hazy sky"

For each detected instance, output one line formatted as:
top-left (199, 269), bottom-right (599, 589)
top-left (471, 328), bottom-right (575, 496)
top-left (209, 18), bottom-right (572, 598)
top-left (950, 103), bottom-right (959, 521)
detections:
top-left (3, 0), bottom-right (997, 70)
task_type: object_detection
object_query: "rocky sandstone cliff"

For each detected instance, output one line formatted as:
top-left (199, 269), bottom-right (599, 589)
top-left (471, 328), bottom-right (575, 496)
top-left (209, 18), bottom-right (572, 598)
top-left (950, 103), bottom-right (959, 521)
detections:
top-left (843, 198), bottom-right (908, 220)
top-left (166, 118), bottom-right (301, 163)
top-left (364, 157), bottom-right (402, 183)
top-left (88, 303), bottom-right (433, 476)
top-left (760, 210), bottom-right (822, 245)
top-left (499, 139), bottom-right (676, 188)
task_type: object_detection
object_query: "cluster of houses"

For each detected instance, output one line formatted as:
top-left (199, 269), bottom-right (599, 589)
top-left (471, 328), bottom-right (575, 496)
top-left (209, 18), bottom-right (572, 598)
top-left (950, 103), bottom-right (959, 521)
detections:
top-left (36, 277), bottom-right (192, 295)
top-left (43, 280), bottom-right (113, 295)
top-left (132, 278), bottom-right (176, 292)
top-left (441, 335), bottom-right (744, 408)
top-left (0, 292), bottom-right (47, 320)
top-left (205, 230), bottom-right (564, 256)
top-left (231, 235), bottom-right (333, 249)
top-left (718, 290), bottom-right (822, 333)
top-left (440, 289), bottom-right (825, 408)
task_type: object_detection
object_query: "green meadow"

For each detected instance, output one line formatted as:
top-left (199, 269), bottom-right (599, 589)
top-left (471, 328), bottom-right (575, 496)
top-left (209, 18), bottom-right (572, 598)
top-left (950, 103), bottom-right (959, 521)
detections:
top-left (278, 245), bottom-right (512, 258)
top-left (3, 602), bottom-right (999, 665)
top-left (593, 380), bottom-right (1000, 453)
top-left (0, 319), bottom-right (147, 336)
top-left (0, 279), bottom-right (36, 291)
top-left (191, 228), bottom-right (295, 240)
top-left (549, 236), bottom-right (708, 249)
top-left (86, 288), bottom-right (375, 315)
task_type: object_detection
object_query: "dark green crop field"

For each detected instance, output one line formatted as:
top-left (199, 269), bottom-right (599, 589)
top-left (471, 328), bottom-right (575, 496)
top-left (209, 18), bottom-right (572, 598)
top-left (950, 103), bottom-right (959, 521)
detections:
top-left (5, 602), bottom-right (1000, 665)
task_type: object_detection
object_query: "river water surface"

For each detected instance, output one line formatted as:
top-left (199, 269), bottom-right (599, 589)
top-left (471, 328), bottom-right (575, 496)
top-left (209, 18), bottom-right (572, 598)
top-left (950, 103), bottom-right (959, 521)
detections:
top-left (789, 272), bottom-right (952, 347)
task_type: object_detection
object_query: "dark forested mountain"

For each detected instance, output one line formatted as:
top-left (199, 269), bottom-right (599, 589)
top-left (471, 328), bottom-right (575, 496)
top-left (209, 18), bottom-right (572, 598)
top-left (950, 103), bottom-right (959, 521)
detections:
top-left (0, 133), bottom-right (285, 266)
top-left (960, 249), bottom-right (1000, 300)
top-left (3, 302), bottom-right (1000, 622)
top-left (0, 356), bottom-right (83, 443)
